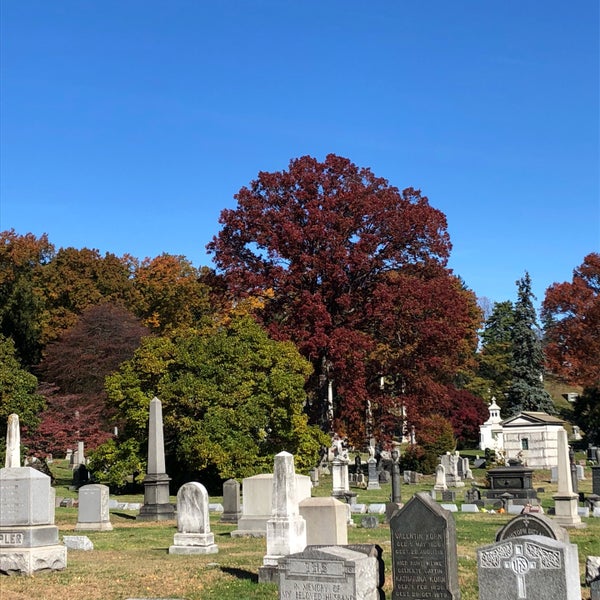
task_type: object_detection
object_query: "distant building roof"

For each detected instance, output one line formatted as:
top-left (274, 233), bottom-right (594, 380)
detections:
top-left (502, 411), bottom-right (565, 427)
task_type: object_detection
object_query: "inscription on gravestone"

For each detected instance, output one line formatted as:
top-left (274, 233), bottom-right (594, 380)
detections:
top-left (495, 513), bottom-right (569, 544)
top-left (390, 492), bottom-right (460, 600)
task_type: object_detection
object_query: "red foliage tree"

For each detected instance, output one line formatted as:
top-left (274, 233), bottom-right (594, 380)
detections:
top-left (542, 252), bottom-right (600, 387)
top-left (208, 154), bottom-right (482, 443)
top-left (26, 303), bottom-right (149, 455)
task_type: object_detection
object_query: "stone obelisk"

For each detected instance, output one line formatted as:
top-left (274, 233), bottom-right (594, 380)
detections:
top-left (137, 397), bottom-right (175, 521)
top-left (553, 427), bottom-right (585, 529)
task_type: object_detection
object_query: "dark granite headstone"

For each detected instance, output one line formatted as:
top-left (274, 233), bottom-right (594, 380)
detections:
top-left (592, 578), bottom-right (600, 600)
top-left (390, 492), bottom-right (460, 600)
top-left (441, 490), bottom-right (456, 502)
top-left (495, 513), bottom-right (570, 543)
top-left (361, 515), bottom-right (379, 529)
top-left (592, 466), bottom-right (600, 496)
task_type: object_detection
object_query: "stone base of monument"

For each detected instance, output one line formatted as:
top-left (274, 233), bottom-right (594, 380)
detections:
top-left (257, 561), bottom-right (279, 584)
top-left (0, 544), bottom-right (67, 575)
top-left (230, 516), bottom-right (268, 537)
top-left (168, 532), bottom-right (218, 555)
top-left (75, 521), bottom-right (113, 532)
top-left (553, 493), bottom-right (587, 529)
top-left (136, 502), bottom-right (176, 521)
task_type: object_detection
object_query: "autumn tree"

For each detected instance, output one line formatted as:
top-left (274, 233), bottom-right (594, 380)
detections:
top-left (208, 154), bottom-right (483, 443)
top-left (542, 252), bottom-right (600, 442)
top-left (132, 255), bottom-right (217, 334)
top-left (505, 273), bottom-right (554, 415)
top-left (26, 303), bottom-right (149, 456)
top-left (0, 230), bottom-right (54, 365)
top-left (100, 315), bottom-right (328, 487)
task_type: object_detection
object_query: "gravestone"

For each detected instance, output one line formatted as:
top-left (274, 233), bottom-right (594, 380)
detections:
top-left (168, 481), bottom-right (218, 554)
top-left (592, 465), bottom-right (600, 496)
top-left (220, 478), bottom-right (241, 524)
top-left (361, 515), bottom-right (379, 529)
top-left (259, 451), bottom-right (307, 583)
top-left (441, 490), bottom-right (456, 502)
top-left (63, 535), bottom-right (93, 551)
top-left (586, 555), bottom-right (600, 585)
top-left (592, 578), bottom-right (600, 600)
top-left (299, 497), bottom-right (347, 546)
top-left (232, 473), bottom-right (311, 537)
top-left (0, 467), bottom-right (67, 575)
top-left (433, 463), bottom-right (447, 492)
top-left (137, 397), bottom-right (175, 521)
top-left (477, 535), bottom-right (581, 600)
top-left (366, 458), bottom-right (380, 490)
top-left (495, 513), bottom-right (570, 543)
top-left (75, 484), bottom-right (112, 531)
top-left (390, 492), bottom-right (460, 600)
top-left (390, 449), bottom-right (401, 503)
top-left (278, 545), bottom-right (383, 600)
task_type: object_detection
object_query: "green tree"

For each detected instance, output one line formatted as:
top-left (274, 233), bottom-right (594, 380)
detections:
top-left (102, 316), bottom-right (328, 485)
top-left (0, 335), bottom-right (45, 462)
top-left (473, 300), bottom-right (515, 404)
top-left (505, 273), bottom-right (554, 415)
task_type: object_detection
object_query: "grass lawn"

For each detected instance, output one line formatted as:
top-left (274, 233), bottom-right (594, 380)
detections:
top-left (2, 461), bottom-right (599, 600)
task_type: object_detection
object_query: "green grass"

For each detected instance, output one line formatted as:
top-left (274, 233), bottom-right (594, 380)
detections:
top-left (3, 462), bottom-right (599, 600)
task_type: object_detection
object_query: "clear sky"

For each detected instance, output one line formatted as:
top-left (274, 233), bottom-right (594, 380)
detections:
top-left (1, 1), bottom-right (598, 310)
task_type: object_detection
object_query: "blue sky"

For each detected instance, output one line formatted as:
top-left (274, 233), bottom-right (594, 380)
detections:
top-left (1, 1), bottom-right (598, 310)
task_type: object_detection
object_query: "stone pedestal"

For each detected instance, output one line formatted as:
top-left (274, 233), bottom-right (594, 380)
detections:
top-left (0, 467), bottom-right (67, 575)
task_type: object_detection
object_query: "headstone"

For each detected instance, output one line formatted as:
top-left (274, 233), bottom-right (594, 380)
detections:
top-left (361, 515), bottom-right (379, 529)
top-left (366, 458), bottom-right (380, 490)
top-left (553, 427), bottom-right (585, 529)
top-left (496, 513), bottom-right (570, 543)
top-left (258, 451), bottom-right (307, 583)
top-left (442, 490), bottom-right (456, 502)
top-left (368, 503), bottom-right (386, 515)
top-left (309, 467), bottom-right (319, 487)
top-left (551, 466), bottom-right (558, 483)
top-left (433, 463), bottom-right (447, 492)
top-left (477, 535), bottom-right (581, 600)
top-left (461, 504), bottom-right (479, 513)
top-left (4, 414), bottom-right (20, 468)
top-left (0, 467), bottom-right (67, 575)
top-left (232, 473), bottom-right (311, 537)
top-left (63, 535), bottom-right (93, 551)
top-left (278, 545), bottom-right (383, 600)
top-left (577, 464), bottom-right (585, 480)
top-left (209, 502), bottom-right (223, 513)
top-left (390, 492), bottom-right (460, 600)
top-left (440, 503), bottom-right (458, 513)
top-left (75, 484), bottom-right (112, 531)
top-left (331, 457), bottom-right (348, 498)
top-left (592, 465), bottom-right (600, 496)
top-left (299, 497), bottom-right (347, 546)
top-left (168, 481), bottom-right (218, 554)
top-left (220, 478), bottom-right (241, 524)
top-left (137, 397), bottom-right (175, 521)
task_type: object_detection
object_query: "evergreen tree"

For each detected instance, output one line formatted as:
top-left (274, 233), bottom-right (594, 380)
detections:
top-left (505, 273), bottom-right (554, 415)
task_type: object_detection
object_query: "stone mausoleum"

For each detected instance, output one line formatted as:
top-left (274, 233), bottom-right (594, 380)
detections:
top-left (480, 401), bottom-right (565, 469)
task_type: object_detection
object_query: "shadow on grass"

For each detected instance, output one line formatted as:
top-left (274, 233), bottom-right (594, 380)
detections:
top-left (220, 566), bottom-right (259, 583)
top-left (111, 511), bottom-right (137, 520)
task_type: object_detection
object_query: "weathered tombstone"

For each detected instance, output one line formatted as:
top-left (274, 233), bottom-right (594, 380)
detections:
top-left (461, 504), bottom-right (479, 513)
top-left (477, 535), bottom-right (581, 600)
top-left (137, 397), bottom-right (175, 521)
top-left (299, 496), bottom-right (347, 546)
top-left (258, 451), bottom-right (306, 583)
top-left (586, 556), bottom-right (600, 586)
top-left (577, 464), bottom-right (585, 480)
top-left (592, 578), bottom-right (600, 600)
top-left (442, 490), bottom-right (456, 502)
top-left (366, 457), bottom-right (380, 490)
top-left (278, 545), bottom-right (383, 600)
top-left (390, 492), bottom-right (460, 600)
top-left (4, 414), bottom-right (20, 468)
top-left (433, 463), bottom-right (447, 492)
top-left (551, 466), bottom-right (558, 483)
top-left (309, 467), bottom-right (319, 488)
top-left (75, 484), bottom-right (112, 531)
top-left (390, 449), bottom-right (401, 503)
top-left (331, 457), bottom-right (348, 499)
top-left (168, 482), bottom-right (218, 554)
top-left (553, 427), bottom-right (585, 528)
top-left (0, 467), bottom-right (67, 575)
top-left (495, 513), bottom-right (570, 543)
top-left (361, 515), bottom-right (379, 529)
top-left (63, 535), bottom-right (93, 551)
top-left (220, 478), bottom-right (241, 524)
